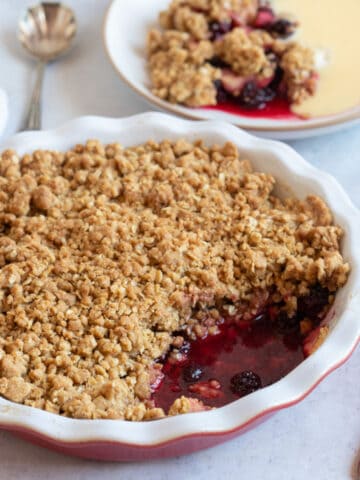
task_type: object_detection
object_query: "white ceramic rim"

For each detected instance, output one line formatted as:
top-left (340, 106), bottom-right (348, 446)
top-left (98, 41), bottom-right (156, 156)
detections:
top-left (103, 0), bottom-right (360, 139)
top-left (0, 112), bottom-right (359, 447)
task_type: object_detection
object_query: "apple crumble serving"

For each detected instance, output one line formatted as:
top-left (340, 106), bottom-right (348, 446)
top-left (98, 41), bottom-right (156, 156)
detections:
top-left (0, 139), bottom-right (349, 420)
top-left (147, 0), bottom-right (318, 110)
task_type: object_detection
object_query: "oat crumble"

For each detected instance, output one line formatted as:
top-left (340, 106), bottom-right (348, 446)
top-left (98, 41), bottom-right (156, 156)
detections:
top-left (147, 0), bottom-right (318, 109)
top-left (0, 139), bottom-right (349, 419)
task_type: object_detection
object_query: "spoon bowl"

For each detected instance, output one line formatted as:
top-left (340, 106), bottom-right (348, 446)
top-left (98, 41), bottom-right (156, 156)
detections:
top-left (19, 2), bottom-right (76, 62)
top-left (18, 2), bottom-right (77, 130)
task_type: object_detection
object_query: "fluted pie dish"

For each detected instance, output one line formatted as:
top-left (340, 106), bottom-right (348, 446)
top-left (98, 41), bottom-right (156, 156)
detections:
top-left (0, 113), bottom-right (358, 461)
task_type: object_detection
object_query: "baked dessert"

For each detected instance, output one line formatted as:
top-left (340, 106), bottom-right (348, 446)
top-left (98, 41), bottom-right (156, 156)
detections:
top-left (147, 0), bottom-right (318, 112)
top-left (0, 140), bottom-right (349, 419)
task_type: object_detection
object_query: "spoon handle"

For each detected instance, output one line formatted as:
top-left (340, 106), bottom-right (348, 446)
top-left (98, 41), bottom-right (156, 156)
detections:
top-left (23, 60), bottom-right (45, 131)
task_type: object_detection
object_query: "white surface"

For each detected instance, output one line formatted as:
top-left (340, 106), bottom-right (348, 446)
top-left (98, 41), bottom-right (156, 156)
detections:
top-left (0, 88), bottom-right (9, 136)
top-left (1, 114), bottom-right (359, 451)
top-left (0, 0), bottom-right (358, 478)
top-left (104, 0), bottom-right (360, 139)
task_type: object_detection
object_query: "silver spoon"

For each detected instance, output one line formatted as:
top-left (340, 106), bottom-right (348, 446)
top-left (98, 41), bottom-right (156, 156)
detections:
top-left (18, 2), bottom-right (77, 131)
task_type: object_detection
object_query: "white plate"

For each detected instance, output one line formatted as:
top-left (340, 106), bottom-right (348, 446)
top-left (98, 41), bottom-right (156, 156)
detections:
top-left (103, 0), bottom-right (360, 140)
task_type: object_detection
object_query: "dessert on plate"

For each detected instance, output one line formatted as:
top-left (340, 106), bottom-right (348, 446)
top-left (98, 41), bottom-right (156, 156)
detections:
top-left (147, 0), bottom-right (318, 117)
top-left (147, 0), bottom-right (360, 119)
top-left (0, 139), bottom-right (349, 420)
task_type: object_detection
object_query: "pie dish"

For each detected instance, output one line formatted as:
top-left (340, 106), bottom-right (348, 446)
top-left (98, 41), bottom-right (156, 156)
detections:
top-left (0, 122), bottom-right (349, 420)
top-left (103, 0), bottom-right (360, 140)
top-left (0, 113), bottom-right (359, 461)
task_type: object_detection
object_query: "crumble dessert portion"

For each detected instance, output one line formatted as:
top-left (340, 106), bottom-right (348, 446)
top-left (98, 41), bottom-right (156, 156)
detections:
top-left (0, 140), bottom-right (349, 420)
top-left (147, 30), bottom-right (220, 107)
top-left (147, 0), bottom-right (318, 110)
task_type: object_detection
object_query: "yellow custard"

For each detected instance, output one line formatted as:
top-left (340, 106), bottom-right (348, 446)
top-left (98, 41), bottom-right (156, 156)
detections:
top-left (274, 0), bottom-right (360, 118)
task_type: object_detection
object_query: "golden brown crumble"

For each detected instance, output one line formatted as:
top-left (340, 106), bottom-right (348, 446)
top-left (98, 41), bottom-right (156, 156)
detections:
top-left (0, 139), bottom-right (349, 420)
top-left (168, 396), bottom-right (211, 415)
top-left (160, 0), bottom-right (258, 28)
top-left (147, 30), bottom-right (219, 106)
top-left (147, 0), bottom-right (318, 108)
top-left (214, 28), bottom-right (271, 77)
top-left (280, 44), bottom-right (317, 104)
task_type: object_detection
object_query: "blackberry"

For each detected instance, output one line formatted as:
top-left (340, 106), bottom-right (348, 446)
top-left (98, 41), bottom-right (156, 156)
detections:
top-left (230, 370), bottom-right (262, 396)
top-left (268, 65), bottom-right (284, 91)
top-left (297, 286), bottom-right (329, 319)
top-left (213, 79), bottom-right (230, 104)
top-left (267, 19), bottom-right (297, 38)
top-left (238, 81), bottom-right (275, 110)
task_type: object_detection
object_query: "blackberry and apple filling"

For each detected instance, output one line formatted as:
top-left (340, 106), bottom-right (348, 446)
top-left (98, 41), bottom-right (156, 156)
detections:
top-left (147, 0), bottom-right (318, 112)
top-left (0, 139), bottom-right (349, 419)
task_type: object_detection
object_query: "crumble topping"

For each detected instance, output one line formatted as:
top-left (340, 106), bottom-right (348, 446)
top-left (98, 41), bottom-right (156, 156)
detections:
top-left (214, 27), bottom-right (272, 77)
top-left (147, 0), bottom-right (318, 109)
top-left (148, 30), bottom-right (220, 107)
top-left (280, 44), bottom-right (318, 104)
top-left (160, 0), bottom-right (258, 29)
top-left (0, 139), bottom-right (349, 419)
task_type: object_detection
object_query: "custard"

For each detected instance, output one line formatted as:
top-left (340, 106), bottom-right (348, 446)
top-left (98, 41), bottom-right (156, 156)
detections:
top-left (275, 0), bottom-right (360, 117)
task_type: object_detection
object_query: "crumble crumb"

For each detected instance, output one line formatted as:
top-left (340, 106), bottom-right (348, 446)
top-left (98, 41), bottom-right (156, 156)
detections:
top-left (280, 43), bottom-right (317, 104)
top-left (168, 396), bottom-right (209, 415)
top-left (147, 30), bottom-right (219, 106)
top-left (161, 5), bottom-right (210, 40)
top-left (214, 28), bottom-right (272, 77)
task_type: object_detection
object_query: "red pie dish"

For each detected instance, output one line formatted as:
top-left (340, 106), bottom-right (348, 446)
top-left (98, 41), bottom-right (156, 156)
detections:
top-left (0, 114), bottom-right (358, 461)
